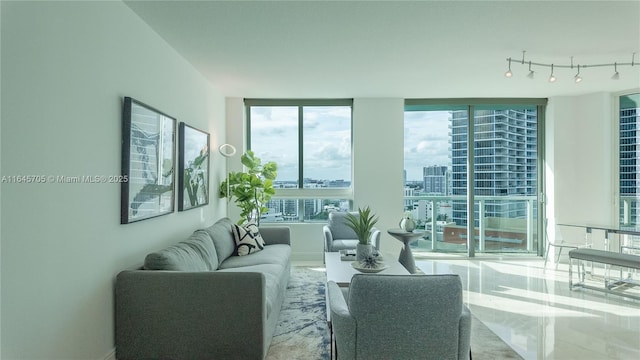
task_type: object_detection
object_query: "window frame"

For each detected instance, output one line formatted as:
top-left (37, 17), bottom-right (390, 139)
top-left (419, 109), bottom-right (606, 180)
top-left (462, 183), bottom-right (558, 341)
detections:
top-left (245, 99), bottom-right (354, 221)
top-left (404, 98), bottom-right (547, 256)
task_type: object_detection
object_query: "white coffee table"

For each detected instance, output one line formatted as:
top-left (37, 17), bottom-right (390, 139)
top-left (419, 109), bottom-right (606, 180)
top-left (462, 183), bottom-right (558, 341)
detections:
top-left (325, 251), bottom-right (411, 287)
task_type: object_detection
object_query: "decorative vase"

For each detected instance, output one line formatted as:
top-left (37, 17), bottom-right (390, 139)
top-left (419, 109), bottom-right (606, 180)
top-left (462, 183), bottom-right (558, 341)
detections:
top-left (356, 243), bottom-right (373, 261)
top-left (399, 217), bottom-right (416, 232)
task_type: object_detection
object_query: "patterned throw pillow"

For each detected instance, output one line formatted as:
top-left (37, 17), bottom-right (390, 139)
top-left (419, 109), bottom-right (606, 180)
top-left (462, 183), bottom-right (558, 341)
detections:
top-left (232, 222), bottom-right (265, 256)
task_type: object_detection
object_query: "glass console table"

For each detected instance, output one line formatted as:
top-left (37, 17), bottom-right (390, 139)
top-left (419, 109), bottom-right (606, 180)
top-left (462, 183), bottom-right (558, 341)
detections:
top-left (558, 223), bottom-right (640, 253)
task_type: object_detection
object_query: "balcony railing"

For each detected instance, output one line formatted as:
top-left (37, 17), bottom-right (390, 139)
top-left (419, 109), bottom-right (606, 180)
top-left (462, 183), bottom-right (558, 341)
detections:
top-left (262, 191), bottom-right (540, 254)
top-left (404, 195), bottom-right (538, 254)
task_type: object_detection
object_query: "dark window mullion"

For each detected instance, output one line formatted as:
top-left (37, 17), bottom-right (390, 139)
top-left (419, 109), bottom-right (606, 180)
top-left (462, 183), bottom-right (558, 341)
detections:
top-left (298, 106), bottom-right (304, 189)
top-left (246, 106), bottom-right (252, 151)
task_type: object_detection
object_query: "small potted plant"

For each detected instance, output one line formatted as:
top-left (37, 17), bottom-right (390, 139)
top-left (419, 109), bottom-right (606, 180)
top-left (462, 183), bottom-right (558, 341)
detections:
top-left (345, 206), bottom-right (379, 261)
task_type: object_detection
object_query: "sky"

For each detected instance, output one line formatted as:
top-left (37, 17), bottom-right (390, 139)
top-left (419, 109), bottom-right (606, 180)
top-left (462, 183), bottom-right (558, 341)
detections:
top-left (403, 111), bottom-right (452, 181)
top-left (250, 106), bottom-right (452, 182)
top-left (250, 106), bottom-right (352, 181)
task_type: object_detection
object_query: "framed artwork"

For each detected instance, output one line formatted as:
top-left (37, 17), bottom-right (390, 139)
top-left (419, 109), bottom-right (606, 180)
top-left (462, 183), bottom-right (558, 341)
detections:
top-left (121, 97), bottom-right (176, 224)
top-left (178, 123), bottom-right (210, 211)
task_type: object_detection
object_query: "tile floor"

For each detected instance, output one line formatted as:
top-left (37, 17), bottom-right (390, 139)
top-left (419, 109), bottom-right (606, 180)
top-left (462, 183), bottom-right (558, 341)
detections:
top-left (415, 256), bottom-right (640, 360)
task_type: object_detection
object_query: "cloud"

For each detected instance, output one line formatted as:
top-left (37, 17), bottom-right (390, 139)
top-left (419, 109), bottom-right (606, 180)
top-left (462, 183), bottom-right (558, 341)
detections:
top-left (251, 106), bottom-right (457, 182)
top-left (250, 107), bottom-right (298, 134)
top-left (250, 105), bottom-right (353, 181)
top-left (403, 110), bottom-right (452, 180)
top-left (416, 141), bottom-right (430, 152)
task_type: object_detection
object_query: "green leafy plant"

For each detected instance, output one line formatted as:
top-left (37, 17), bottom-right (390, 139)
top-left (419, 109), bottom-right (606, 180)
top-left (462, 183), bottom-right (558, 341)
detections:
top-left (219, 150), bottom-right (277, 225)
top-left (345, 206), bottom-right (379, 245)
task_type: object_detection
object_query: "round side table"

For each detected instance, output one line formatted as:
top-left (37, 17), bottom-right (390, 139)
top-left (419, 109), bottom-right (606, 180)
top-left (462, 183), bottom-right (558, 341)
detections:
top-left (387, 229), bottom-right (425, 274)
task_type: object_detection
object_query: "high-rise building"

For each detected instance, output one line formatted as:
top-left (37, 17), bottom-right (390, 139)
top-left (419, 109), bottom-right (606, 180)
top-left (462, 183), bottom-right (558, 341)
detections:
top-left (404, 186), bottom-right (414, 211)
top-left (619, 97), bottom-right (640, 224)
top-left (423, 165), bottom-right (450, 195)
top-left (450, 109), bottom-right (538, 225)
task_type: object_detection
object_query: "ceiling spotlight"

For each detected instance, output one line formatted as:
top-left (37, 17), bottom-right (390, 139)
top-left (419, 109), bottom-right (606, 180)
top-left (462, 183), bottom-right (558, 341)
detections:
top-left (505, 58), bottom-right (513, 78)
top-left (502, 51), bottom-right (635, 83)
top-left (612, 62), bottom-right (620, 80)
top-left (527, 61), bottom-right (534, 79)
top-left (574, 65), bottom-right (582, 83)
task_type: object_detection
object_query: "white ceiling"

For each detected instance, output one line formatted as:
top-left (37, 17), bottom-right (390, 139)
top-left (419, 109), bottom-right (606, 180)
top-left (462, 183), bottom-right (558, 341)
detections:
top-left (125, 0), bottom-right (640, 98)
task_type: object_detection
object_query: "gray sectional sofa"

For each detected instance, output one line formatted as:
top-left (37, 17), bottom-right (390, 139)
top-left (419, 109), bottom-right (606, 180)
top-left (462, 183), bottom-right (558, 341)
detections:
top-left (115, 217), bottom-right (291, 360)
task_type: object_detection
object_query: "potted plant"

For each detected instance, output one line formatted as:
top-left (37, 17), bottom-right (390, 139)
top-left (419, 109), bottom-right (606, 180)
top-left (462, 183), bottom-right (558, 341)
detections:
top-left (219, 150), bottom-right (277, 225)
top-left (345, 206), bottom-right (379, 260)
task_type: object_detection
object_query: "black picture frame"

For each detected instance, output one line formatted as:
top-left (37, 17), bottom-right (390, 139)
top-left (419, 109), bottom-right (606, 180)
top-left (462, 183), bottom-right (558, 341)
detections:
top-left (178, 123), bottom-right (210, 211)
top-left (121, 97), bottom-right (176, 224)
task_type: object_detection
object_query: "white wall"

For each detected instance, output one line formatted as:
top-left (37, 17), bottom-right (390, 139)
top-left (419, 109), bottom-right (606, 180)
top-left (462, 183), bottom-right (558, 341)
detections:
top-left (546, 93), bottom-right (615, 251)
top-left (1, 2), bottom-right (224, 359)
top-left (223, 97), bottom-right (245, 223)
top-left (352, 99), bottom-right (405, 255)
top-left (0, 0), bottom-right (3, 349)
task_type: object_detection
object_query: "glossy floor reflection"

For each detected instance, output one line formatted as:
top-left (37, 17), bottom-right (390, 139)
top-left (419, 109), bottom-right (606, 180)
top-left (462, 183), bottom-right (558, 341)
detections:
top-left (416, 258), bottom-right (640, 360)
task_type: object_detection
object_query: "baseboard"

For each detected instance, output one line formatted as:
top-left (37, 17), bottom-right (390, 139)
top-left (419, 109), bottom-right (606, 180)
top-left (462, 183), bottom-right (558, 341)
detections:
top-left (101, 348), bottom-right (116, 360)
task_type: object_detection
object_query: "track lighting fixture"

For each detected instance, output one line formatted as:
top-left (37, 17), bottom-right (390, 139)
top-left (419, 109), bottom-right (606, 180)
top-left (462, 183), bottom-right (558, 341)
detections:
top-left (504, 51), bottom-right (637, 83)
top-left (527, 61), bottom-right (534, 79)
top-left (548, 64), bottom-right (556, 83)
top-left (504, 58), bottom-right (513, 78)
top-left (612, 62), bottom-right (620, 80)
top-left (574, 65), bottom-right (582, 83)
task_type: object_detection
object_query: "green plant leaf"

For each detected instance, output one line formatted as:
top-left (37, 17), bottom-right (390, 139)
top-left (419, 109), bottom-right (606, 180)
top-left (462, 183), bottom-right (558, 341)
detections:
top-left (221, 151), bottom-right (278, 225)
top-left (344, 206), bottom-right (378, 244)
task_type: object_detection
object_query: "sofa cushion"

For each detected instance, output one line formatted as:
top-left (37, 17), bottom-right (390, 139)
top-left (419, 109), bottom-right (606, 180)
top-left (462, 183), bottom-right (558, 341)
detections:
top-left (203, 217), bottom-right (236, 266)
top-left (219, 244), bottom-right (291, 270)
top-left (331, 239), bottom-right (359, 251)
top-left (144, 230), bottom-right (218, 271)
top-left (232, 222), bottom-right (265, 256)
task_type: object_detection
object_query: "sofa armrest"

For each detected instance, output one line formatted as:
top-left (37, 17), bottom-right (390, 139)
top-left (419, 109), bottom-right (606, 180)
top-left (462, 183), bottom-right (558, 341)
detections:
top-left (116, 270), bottom-right (267, 360)
top-left (323, 225), bottom-right (334, 252)
top-left (370, 228), bottom-right (381, 249)
top-left (259, 226), bottom-right (291, 245)
top-left (327, 281), bottom-right (356, 360)
top-left (459, 304), bottom-right (472, 360)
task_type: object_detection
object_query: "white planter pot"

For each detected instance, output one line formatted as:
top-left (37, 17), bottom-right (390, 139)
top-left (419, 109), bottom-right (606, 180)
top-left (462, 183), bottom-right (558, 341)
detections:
top-left (356, 243), bottom-right (373, 261)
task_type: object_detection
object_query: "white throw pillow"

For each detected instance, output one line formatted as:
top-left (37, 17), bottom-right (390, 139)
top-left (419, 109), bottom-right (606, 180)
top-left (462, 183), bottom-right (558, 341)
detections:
top-left (232, 222), bottom-right (265, 256)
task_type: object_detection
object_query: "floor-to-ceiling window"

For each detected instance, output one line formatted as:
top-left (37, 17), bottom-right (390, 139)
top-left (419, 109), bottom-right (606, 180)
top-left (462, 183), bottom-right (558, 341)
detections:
top-left (404, 105), bottom-right (468, 253)
top-left (405, 99), bottom-right (546, 256)
top-left (246, 99), bottom-right (353, 222)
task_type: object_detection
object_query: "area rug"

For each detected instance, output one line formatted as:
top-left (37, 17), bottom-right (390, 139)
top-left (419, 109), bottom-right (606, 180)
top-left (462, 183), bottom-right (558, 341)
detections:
top-left (266, 266), bottom-right (330, 360)
top-left (266, 266), bottom-right (522, 360)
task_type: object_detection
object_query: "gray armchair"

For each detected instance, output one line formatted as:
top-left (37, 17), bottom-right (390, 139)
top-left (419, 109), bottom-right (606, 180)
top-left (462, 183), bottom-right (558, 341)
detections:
top-left (327, 274), bottom-right (471, 360)
top-left (323, 211), bottom-right (381, 253)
